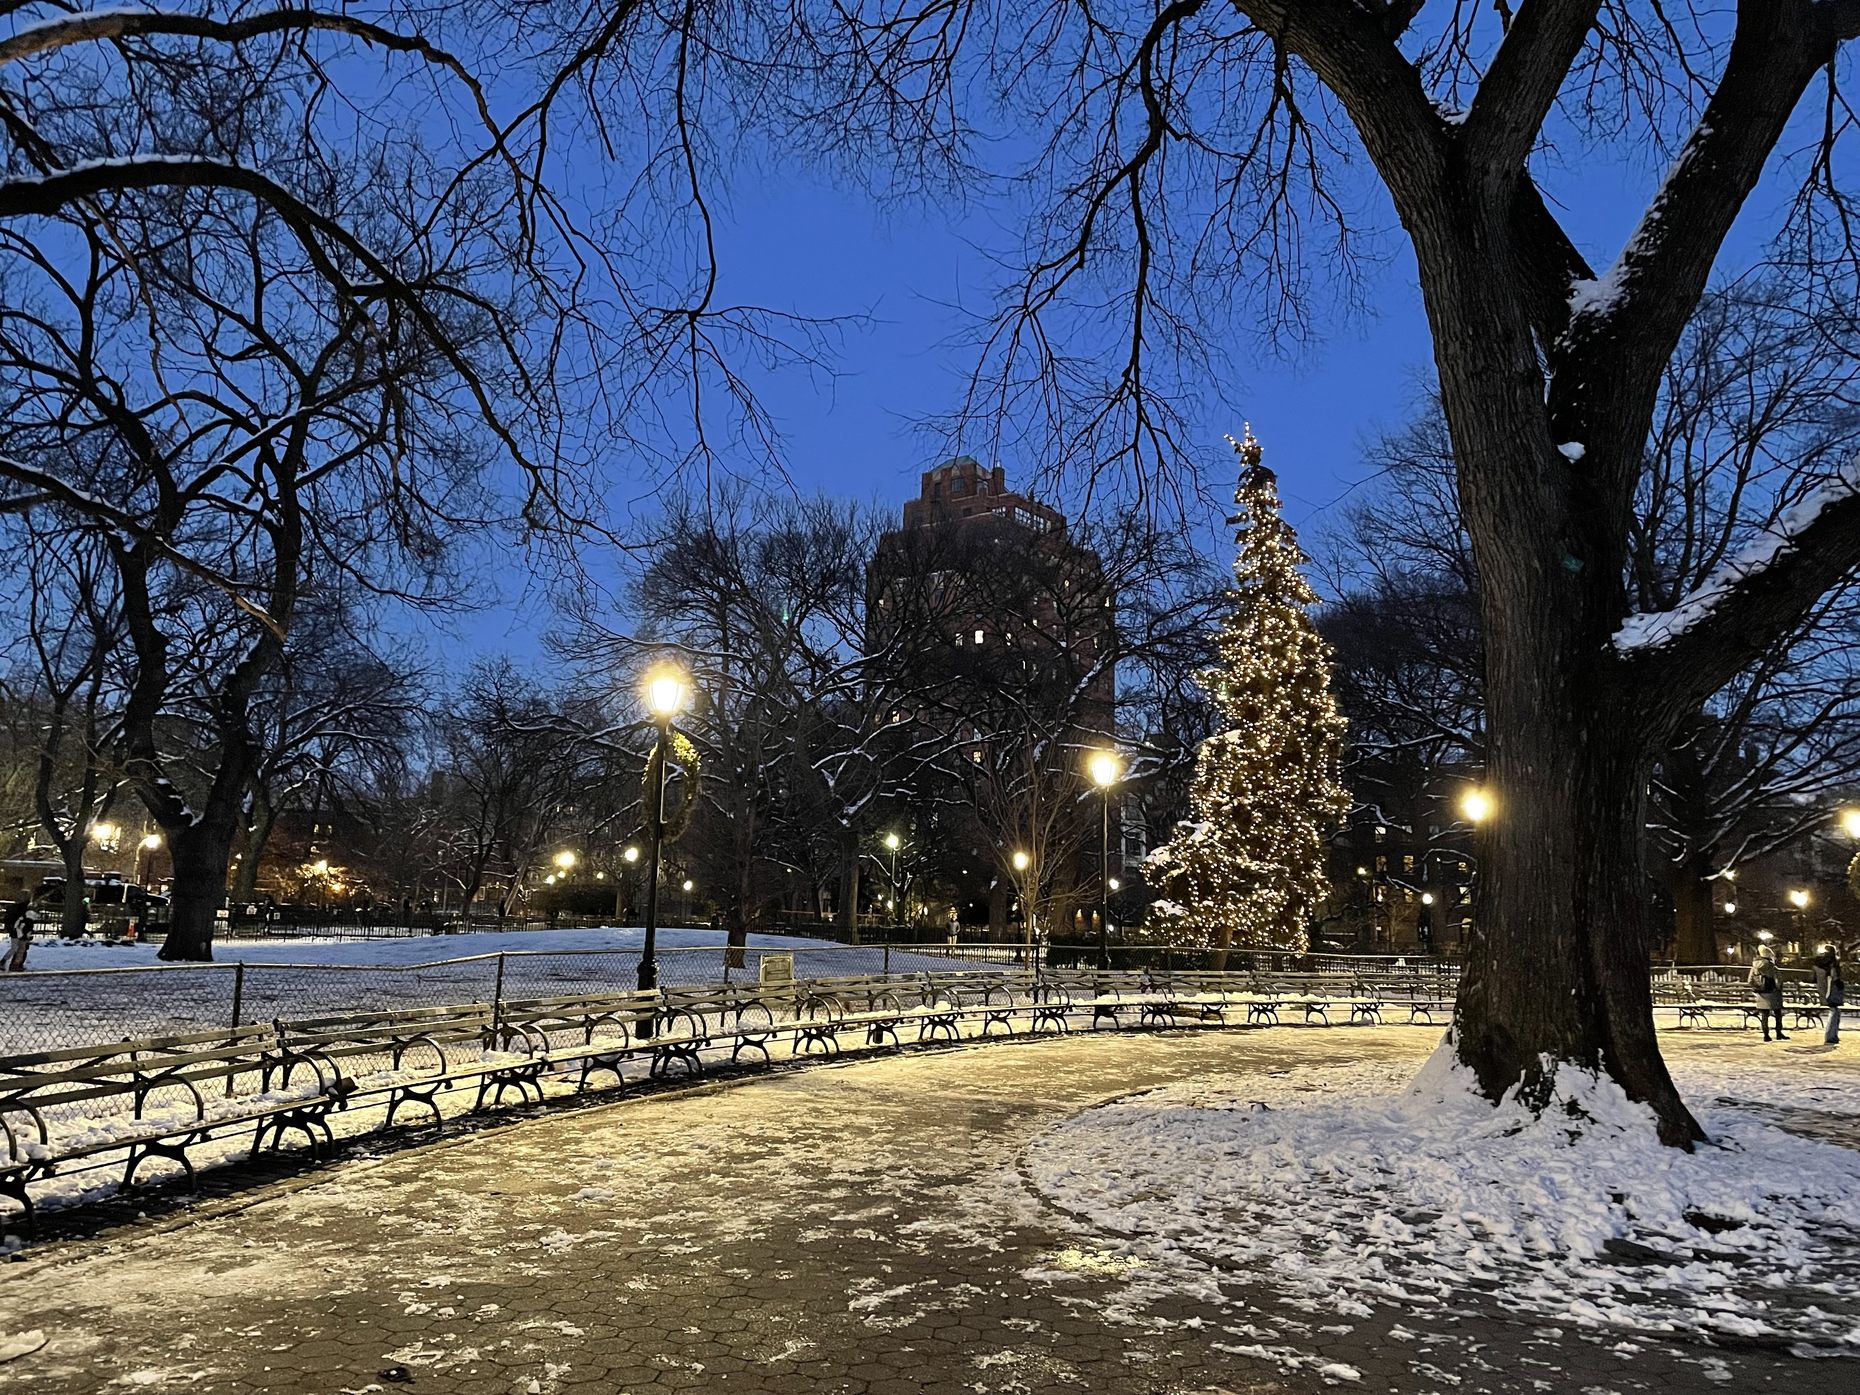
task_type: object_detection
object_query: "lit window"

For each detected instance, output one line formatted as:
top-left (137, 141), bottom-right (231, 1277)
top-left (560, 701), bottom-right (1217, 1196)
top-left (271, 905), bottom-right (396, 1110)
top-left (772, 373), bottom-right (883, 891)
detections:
top-left (970, 750), bottom-right (983, 764)
top-left (974, 628), bottom-right (985, 645)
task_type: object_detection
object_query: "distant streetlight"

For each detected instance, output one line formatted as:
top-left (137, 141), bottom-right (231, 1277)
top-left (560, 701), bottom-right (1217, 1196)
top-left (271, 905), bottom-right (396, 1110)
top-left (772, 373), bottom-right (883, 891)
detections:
top-left (1420, 891), bottom-right (1435, 906)
top-left (639, 661), bottom-right (691, 1012)
top-left (1723, 901), bottom-right (1737, 915)
top-left (135, 833), bottom-right (163, 886)
top-left (1459, 788), bottom-right (1493, 824)
top-left (312, 858), bottom-right (330, 875)
top-left (1758, 928), bottom-right (1775, 942)
top-left (1010, 849), bottom-right (1035, 962)
top-left (545, 873), bottom-right (557, 886)
top-left (553, 850), bottom-right (576, 871)
top-left (615, 844), bottom-right (642, 923)
top-left (1108, 877), bottom-right (1121, 892)
top-left (681, 878), bottom-right (694, 893)
top-left (596, 870), bottom-right (607, 881)
top-left (1789, 888), bottom-right (1810, 909)
top-left (1086, 748), bottom-right (1123, 969)
top-left (1842, 807), bottom-right (1860, 840)
top-left (882, 832), bottom-right (903, 922)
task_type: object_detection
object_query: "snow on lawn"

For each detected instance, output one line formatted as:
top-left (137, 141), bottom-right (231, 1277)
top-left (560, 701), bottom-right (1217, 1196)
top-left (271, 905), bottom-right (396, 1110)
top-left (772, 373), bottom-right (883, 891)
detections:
top-left (20, 924), bottom-right (820, 970)
top-left (0, 927), bottom-right (1005, 1054)
top-left (1025, 1040), bottom-right (1860, 1347)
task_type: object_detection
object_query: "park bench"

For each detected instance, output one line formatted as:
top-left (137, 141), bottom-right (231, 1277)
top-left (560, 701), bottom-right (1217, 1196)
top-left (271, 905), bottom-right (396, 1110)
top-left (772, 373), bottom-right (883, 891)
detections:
top-left (1134, 974), bottom-right (1232, 1028)
top-left (0, 1025), bottom-right (350, 1231)
top-left (269, 1003), bottom-right (516, 1124)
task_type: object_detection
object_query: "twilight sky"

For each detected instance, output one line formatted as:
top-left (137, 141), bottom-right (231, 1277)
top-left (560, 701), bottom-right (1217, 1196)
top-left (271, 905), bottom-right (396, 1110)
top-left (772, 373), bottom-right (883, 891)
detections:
top-left (442, 111), bottom-right (1802, 666)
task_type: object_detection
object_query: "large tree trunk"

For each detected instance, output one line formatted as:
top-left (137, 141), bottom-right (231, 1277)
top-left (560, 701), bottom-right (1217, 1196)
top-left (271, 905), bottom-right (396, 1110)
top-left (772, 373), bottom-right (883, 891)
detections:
top-left (1669, 855), bottom-right (1717, 966)
top-left (158, 822), bottom-right (236, 961)
top-left (1453, 635), bottom-right (1703, 1146)
top-left (59, 839), bottom-right (88, 939)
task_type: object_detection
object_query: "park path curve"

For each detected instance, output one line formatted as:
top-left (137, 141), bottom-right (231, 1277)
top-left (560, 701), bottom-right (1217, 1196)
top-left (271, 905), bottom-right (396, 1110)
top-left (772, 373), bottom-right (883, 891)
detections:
top-left (0, 1026), bottom-right (1851, 1395)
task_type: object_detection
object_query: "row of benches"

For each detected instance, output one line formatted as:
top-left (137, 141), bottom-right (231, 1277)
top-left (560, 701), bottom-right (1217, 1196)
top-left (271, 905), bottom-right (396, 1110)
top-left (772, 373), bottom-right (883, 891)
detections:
top-left (2, 968), bottom-right (1462, 1230)
top-left (9, 964), bottom-right (1816, 1234)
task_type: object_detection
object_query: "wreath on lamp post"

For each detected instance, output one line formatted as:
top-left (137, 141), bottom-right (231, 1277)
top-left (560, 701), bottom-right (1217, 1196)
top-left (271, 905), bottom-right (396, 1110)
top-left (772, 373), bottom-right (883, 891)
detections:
top-left (643, 727), bottom-right (702, 845)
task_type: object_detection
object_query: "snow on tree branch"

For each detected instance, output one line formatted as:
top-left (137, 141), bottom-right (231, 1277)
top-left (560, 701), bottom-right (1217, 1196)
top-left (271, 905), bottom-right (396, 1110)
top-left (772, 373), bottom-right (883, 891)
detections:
top-left (1614, 461), bottom-right (1860, 654)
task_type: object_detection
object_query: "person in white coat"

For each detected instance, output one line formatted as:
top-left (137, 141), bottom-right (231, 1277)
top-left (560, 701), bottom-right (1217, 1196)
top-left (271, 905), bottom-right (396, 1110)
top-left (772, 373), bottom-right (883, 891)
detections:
top-left (1748, 947), bottom-right (1787, 1041)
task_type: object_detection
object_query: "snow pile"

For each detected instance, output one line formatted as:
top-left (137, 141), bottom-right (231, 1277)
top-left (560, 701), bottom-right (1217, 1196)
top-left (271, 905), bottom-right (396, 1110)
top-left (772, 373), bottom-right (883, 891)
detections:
top-left (1024, 1045), bottom-right (1860, 1344)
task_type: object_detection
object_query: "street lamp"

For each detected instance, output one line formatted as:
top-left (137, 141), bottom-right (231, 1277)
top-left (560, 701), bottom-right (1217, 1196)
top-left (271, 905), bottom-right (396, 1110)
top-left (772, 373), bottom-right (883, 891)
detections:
top-left (1459, 788), bottom-right (1493, 825)
top-left (1841, 807), bottom-right (1860, 840)
top-left (136, 833), bottom-right (162, 886)
top-left (1789, 888), bottom-right (1810, 909)
top-left (1010, 849), bottom-right (1033, 961)
top-left (639, 662), bottom-right (690, 1009)
top-left (883, 831), bottom-right (903, 924)
top-left (311, 858), bottom-right (331, 917)
top-left (1723, 900), bottom-right (1738, 916)
top-left (1087, 749), bottom-right (1122, 969)
top-left (553, 850), bottom-right (576, 872)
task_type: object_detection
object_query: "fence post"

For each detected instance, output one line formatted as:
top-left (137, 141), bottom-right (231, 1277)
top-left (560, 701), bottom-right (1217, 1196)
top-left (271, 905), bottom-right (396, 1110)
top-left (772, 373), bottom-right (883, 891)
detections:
top-left (230, 961), bottom-right (246, 1029)
top-left (883, 943), bottom-right (892, 979)
top-left (493, 952), bottom-right (507, 1032)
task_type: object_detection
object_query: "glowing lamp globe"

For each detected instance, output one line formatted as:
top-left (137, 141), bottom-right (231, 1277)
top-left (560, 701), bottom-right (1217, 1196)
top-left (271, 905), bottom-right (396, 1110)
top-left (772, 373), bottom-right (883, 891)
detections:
top-left (1087, 750), bottom-right (1122, 788)
top-left (644, 664), bottom-right (689, 720)
top-left (1459, 788), bottom-right (1493, 824)
top-left (624, 846), bottom-right (640, 864)
top-left (1842, 807), bottom-right (1860, 840)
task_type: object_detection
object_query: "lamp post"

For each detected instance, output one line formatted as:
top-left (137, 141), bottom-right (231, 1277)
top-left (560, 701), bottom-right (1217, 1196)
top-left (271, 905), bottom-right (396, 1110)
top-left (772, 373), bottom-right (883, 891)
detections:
top-left (883, 832), bottom-right (902, 926)
top-left (136, 833), bottom-right (162, 886)
top-left (640, 663), bottom-right (689, 1007)
top-left (1011, 849), bottom-right (1033, 962)
top-left (1788, 887), bottom-right (1810, 950)
top-left (616, 844), bottom-right (640, 923)
top-left (1087, 749), bottom-right (1122, 970)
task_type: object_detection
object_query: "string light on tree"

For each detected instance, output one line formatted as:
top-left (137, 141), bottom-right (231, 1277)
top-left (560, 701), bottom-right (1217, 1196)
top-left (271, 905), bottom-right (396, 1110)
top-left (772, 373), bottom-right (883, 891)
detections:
top-left (1146, 427), bottom-right (1349, 957)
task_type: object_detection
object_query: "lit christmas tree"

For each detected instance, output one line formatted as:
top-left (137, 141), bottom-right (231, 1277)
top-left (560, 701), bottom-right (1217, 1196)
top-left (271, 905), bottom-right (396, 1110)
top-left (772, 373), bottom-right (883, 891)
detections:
top-left (1147, 427), bottom-right (1349, 957)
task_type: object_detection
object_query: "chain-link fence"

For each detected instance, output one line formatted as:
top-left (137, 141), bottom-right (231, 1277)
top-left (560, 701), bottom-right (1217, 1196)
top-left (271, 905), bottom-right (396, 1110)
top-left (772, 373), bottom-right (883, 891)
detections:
top-left (7, 942), bottom-right (1800, 1062)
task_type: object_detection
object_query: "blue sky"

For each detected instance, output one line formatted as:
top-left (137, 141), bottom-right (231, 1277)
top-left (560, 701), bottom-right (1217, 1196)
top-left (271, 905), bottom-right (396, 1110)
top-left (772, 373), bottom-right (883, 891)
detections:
top-left (442, 85), bottom-right (1811, 668)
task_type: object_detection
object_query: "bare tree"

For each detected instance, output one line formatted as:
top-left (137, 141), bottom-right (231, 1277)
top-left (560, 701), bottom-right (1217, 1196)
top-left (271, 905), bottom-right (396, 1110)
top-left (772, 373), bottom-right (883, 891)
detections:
top-left (1, 517), bottom-right (125, 934)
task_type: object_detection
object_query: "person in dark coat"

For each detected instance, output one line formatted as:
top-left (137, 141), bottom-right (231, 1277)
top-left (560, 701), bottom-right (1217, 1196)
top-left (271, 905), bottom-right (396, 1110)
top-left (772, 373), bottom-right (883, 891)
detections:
top-left (1813, 946), bottom-right (1845, 1046)
top-left (1748, 947), bottom-right (1787, 1041)
top-left (3, 900), bottom-right (33, 972)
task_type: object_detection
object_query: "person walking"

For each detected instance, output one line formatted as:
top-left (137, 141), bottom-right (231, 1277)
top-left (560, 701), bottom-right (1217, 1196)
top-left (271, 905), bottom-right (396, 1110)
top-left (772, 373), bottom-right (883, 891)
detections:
top-left (1748, 945), bottom-right (1787, 1041)
top-left (3, 900), bottom-right (32, 972)
top-left (1813, 945), bottom-right (1845, 1046)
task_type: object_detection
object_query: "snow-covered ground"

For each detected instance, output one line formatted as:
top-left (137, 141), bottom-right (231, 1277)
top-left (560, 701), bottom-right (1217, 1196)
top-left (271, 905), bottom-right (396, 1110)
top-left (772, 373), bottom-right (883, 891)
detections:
top-left (1026, 1036), bottom-right (1860, 1348)
top-left (0, 927), bottom-right (1008, 1055)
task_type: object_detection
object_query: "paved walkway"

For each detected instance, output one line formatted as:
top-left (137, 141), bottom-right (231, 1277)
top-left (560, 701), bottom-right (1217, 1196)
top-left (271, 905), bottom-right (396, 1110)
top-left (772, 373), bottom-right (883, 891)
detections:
top-left (1, 1028), bottom-right (1854, 1394)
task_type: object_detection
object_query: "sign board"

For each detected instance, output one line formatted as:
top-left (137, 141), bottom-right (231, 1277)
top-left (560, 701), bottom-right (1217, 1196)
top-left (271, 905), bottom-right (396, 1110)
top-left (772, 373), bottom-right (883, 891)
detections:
top-left (759, 952), bottom-right (794, 985)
